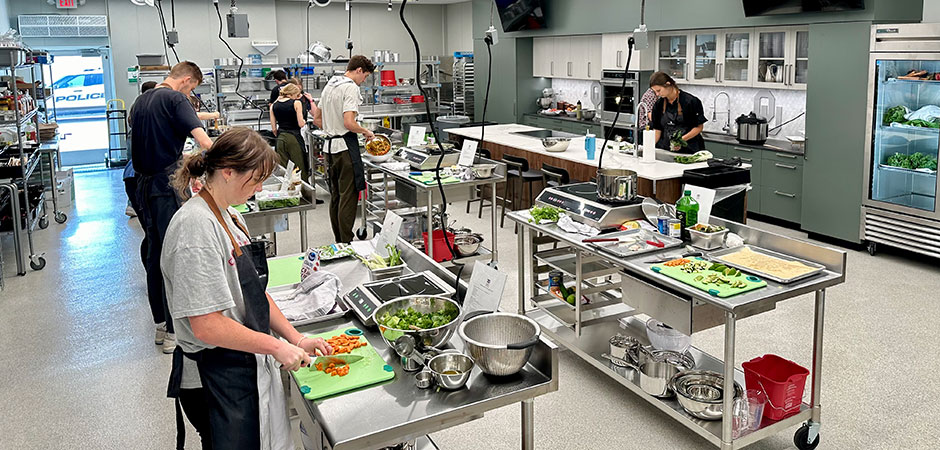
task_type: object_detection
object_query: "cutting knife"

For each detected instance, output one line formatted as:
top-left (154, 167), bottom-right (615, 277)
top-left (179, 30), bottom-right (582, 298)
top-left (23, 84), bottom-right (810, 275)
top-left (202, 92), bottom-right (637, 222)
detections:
top-left (312, 354), bottom-right (364, 367)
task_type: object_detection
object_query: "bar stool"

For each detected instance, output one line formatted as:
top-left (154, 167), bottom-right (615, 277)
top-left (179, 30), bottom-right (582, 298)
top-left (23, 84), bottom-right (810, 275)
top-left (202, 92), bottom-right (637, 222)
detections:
top-left (466, 148), bottom-right (496, 218)
top-left (540, 163), bottom-right (571, 188)
top-left (500, 154), bottom-right (543, 228)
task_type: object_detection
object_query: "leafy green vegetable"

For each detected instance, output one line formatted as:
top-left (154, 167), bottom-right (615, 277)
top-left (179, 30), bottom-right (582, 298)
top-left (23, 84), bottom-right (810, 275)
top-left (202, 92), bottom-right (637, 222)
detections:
top-left (885, 152), bottom-right (938, 171)
top-left (256, 197), bottom-right (301, 210)
top-left (357, 245), bottom-right (404, 270)
top-left (529, 205), bottom-right (561, 223)
top-left (669, 130), bottom-right (688, 150)
top-left (884, 105), bottom-right (908, 124)
top-left (377, 306), bottom-right (459, 330)
top-left (675, 151), bottom-right (714, 164)
top-left (905, 119), bottom-right (940, 129)
top-left (386, 244), bottom-right (402, 267)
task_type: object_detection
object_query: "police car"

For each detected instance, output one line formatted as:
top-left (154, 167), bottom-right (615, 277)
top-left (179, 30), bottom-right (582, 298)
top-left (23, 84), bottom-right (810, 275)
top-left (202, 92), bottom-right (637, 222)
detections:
top-left (52, 68), bottom-right (105, 110)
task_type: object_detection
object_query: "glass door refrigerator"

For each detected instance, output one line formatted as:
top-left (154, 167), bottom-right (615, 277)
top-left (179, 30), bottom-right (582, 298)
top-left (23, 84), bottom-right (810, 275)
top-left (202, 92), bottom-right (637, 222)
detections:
top-left (863, 24), bottom-right (940, 258)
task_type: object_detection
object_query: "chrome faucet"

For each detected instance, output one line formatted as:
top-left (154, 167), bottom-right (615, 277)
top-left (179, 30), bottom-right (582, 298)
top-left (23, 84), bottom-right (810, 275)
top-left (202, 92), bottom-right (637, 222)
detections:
top-left (712, 91), bottom-right (732, 135)
top-left (635, 101), bottom-right (651, 130)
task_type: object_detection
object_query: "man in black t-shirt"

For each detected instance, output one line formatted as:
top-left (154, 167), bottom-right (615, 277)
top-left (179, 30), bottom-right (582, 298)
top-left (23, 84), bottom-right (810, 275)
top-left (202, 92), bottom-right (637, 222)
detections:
top-left (131, 61), bottom-right (213, 354)
top-left (268, 69), bottom-right (289, 104)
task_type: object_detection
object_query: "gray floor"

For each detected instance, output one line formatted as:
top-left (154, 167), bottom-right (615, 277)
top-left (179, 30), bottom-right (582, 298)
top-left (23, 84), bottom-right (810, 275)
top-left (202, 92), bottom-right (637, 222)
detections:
top-left (1, 169), bottom-right (936, 449)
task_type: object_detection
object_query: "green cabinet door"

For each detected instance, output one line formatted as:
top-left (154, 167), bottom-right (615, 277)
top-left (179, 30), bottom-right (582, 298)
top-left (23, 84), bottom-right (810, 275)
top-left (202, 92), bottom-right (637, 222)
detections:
top-left (761, 188), bottom-right (802, 223)
top-left (761, 160), bottom-right (803, 195)
top-left (706, 142), bottom-right (729, 159)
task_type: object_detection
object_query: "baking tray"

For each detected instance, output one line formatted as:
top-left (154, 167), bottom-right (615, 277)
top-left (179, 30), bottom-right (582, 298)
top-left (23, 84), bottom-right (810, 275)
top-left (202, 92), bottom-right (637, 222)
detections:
top-left (707, 245), bottom-right (826, 284)
top-left (588, 228), bottom-right (683, 258)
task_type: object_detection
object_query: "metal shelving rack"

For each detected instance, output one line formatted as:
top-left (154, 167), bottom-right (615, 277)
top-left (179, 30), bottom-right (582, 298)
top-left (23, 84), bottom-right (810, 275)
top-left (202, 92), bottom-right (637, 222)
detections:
top-left (453, 52), bottom-right (474, 119)
top-left (0, 47), bottom-right (63, 277)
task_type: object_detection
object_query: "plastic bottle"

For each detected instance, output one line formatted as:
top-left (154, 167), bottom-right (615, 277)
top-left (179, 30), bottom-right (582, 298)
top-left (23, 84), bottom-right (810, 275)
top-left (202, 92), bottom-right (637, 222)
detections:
top-left (675, 190), bottom-right (699, 238)
top-left (576, 100), bottom-right (583, 121)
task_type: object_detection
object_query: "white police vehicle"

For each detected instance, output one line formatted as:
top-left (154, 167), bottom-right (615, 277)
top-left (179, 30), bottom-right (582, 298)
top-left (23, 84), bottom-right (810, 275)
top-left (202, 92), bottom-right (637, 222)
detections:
top-left (52, 69), bottom-right (105, 110)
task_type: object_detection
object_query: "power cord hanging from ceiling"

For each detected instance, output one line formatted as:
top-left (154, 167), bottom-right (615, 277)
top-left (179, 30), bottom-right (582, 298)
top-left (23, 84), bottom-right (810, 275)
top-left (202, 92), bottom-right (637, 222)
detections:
top-left (155, 0), bottom-right (179, 63)
top-left (346, 0), bottom-right (354, 58)
top-left (306, 0), bottom-right (312, 92)
top-left (596, 38), bottom-right (634, 171)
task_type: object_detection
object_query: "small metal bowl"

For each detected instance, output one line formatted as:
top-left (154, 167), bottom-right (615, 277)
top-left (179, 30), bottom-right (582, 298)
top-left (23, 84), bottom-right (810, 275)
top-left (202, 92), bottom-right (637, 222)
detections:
top-left (582, 109), bottom-right (596, 120)
top-left (541, 137), bottom-right (571, 153)
top-left (414, 370), bottom-right (433, 389)
top-left (454, 234), bottom-right (482, 257)
top-left (427, 353), bottom-right (474, 390)
top-left (471, 163), bottom-right (497, 179)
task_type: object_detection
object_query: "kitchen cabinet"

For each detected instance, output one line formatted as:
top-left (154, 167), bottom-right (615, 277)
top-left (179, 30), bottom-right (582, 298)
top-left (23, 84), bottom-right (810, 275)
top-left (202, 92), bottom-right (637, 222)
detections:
top-left (691, 31), bottom-right (719, 84)
top-left (754, 26), bottom-right (807, 90)
top-left (553, 37), bottom-right (572, 78)
top-left (720, 30), bottom-right (754, 87)
top-left (601, 33), bottom-right (655, 71)
top-left (656, 33), bottom-right (690, 82)
top-left (533, 37), bottom-right (554, 77)
top-left (571, 35), bottom-right (601, 80)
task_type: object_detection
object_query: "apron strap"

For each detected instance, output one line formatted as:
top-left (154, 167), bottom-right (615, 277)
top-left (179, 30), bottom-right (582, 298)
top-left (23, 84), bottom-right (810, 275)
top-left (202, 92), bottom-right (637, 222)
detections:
top-left (174, 398), bottom-right (187, 450)
top-left (199, 189), bottom-right (243, 258)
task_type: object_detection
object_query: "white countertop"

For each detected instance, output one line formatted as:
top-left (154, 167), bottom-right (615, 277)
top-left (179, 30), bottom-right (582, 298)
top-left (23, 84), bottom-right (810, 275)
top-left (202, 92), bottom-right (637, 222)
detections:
top-left (446, 124), bottom-right (710, 181)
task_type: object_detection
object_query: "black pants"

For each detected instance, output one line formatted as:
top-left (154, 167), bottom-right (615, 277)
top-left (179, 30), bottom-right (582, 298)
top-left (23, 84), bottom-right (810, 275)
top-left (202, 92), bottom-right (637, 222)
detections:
top-left (124, 175), bottom-right (147, 268)
top-left (179, 388), bottom-right (213, 450)
top-left (327, 151), bottom-right (358, 243)
top-left (135, 172), bottom-right (180, 331)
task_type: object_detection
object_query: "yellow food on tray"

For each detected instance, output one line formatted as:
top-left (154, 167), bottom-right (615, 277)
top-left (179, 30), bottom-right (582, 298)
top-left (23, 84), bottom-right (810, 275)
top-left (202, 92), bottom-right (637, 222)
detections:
top-left (365, 137), bottom-right (391, 156)
top-left (719, 247), bottom-right (816, 280)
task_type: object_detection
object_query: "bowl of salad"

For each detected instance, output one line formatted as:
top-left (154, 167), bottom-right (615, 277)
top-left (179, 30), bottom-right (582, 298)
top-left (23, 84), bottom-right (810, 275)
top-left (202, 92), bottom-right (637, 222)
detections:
top-left (372, 295), bottom-right (462, 349)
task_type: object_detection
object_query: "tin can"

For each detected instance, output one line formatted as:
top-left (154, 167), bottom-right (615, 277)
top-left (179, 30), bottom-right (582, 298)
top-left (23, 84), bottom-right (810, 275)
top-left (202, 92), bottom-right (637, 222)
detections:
top-left (548, 271), bottom-right (564, 289)
top-left (656, 216), bottom-right (671, 235)
top-left (667, 219), bottom-right (682, 238)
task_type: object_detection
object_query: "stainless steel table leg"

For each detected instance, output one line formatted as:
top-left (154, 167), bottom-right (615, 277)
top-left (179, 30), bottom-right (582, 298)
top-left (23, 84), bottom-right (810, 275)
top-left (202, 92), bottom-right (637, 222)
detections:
top-left (721, 310), bottom-right (736, 450)
top-left (575, 250), bottom-right (583, 337)
top-left (517, 226), bottom-right (526, 315)
top-left (491, 180), bottom-right (498, 264)
top-left (299, 211), bottom-right (308, 251)
top-left (521, 399), bottom-right (534, 450)
top-left (45, 151), bottom-right (60, 216)
top-left (807, 289), bottom-right (826, 441)
top-left (426, 190), bottom-right (434, 258)
top-left (2, 183), bottom-right (25, 275)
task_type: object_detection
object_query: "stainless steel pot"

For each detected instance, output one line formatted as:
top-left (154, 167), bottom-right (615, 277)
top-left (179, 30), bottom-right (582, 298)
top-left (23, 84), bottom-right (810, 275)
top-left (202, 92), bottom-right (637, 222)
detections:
top-left (458, 311), bottom-right (541, 376)
top-left (596, 168), bottom-right (638, 202)
top-left (735, 112), bottom-right (768, 145)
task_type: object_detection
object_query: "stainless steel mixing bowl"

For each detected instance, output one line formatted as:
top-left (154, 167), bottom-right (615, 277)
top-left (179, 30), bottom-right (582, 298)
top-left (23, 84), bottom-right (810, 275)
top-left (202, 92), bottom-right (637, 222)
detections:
top-left (458, 311), bottom-right (541, 376)
top-left (670, 370), bottom-right (744, 420)
top-left (372, 295), bottom-right (462, 350)
top-left (427, 353), bottom-right (474, 390)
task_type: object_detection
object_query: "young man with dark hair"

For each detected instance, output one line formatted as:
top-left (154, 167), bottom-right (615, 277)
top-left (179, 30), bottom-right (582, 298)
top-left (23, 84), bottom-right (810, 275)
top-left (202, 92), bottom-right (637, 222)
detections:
top-left (131, 61), bottom-right (213, 353)
top-left (268, 69), bottom-right (289, 104)
top-left (313, 55), bottom-right (376, 243)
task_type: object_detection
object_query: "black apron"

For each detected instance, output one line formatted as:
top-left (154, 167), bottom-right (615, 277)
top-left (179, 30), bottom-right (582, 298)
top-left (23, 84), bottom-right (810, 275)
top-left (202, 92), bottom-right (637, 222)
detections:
top-left (326, 132), bottom-right (366, 192)
top-left (656, 94), bottom-right (703, 154)
top-left (167, 189), bottom-right (271, 450)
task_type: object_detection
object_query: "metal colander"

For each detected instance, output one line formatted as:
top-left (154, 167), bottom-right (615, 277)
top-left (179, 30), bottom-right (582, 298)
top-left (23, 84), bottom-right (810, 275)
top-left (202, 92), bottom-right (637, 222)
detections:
top-left (458, 312), bottom-right (541, 376)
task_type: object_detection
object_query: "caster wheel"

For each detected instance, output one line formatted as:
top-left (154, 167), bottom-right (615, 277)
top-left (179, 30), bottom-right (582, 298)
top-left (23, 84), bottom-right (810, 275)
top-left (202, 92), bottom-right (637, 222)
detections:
top-left (38, 216), bottom-right (49, 229)
top-left (356, 228), bottom-right (368, 240)
top-left (794, 424), bottom-right (820, 450)
top-left (867, 241), bottom-right (877, 256)
top-left (30, 257), bottom-right (46, 271)
top-left (55, 212), bottom-right (67, 224)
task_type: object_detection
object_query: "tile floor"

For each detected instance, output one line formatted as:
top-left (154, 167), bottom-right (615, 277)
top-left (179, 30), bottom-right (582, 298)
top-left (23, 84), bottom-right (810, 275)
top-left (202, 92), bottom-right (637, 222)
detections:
top-left (0, 169), bottom-right (936, 449)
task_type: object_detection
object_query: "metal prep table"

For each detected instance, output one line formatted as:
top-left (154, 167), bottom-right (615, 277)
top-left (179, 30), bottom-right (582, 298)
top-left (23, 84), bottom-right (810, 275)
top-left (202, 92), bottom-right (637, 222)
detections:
top-left (287, 236), bottom-right (558, 450)
top-left (242, 164), bottom-right (318, 254)
top-left (507, 210), bottom-right (846, 450)
top-left (361, 158), bottom-right (506, 269)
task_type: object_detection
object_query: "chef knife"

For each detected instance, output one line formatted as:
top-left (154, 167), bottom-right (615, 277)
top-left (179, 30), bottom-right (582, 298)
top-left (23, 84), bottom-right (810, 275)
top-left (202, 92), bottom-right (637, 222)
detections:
top-left (312, 354), bottom-right (364, 367)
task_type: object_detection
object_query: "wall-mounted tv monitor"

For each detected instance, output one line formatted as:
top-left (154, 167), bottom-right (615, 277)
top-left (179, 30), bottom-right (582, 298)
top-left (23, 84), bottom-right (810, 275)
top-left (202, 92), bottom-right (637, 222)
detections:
top-left (743, 0), bottom-right (865, 16)
top-left (495, 0), bottom-right (547, 32)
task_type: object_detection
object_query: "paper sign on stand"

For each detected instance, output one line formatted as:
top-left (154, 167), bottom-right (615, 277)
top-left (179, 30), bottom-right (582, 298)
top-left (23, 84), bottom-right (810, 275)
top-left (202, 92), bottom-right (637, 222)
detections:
top-left (685, 185), bottom-right (717, 224)
top-left (463, 261), bottom-right (507, 314)
top-left (457, 139), bottom-right (479, 167)
top-left (373, 211), bottom-right (404, 257)
top-left (407, 126), bottom-right (427, 147)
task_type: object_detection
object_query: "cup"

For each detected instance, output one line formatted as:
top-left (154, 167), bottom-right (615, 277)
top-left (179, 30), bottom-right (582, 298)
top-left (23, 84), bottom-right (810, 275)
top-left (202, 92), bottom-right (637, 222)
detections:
top-left (745, 389), bottom-right (766, 430)
top-left (585, 134), bottom-right (596, 153)
top-left (741, 38), bottom-right (749, 57)
top-left (586, 144), bottom-right (596, 160)
top-left (732, 40), bottom-right (741, 58)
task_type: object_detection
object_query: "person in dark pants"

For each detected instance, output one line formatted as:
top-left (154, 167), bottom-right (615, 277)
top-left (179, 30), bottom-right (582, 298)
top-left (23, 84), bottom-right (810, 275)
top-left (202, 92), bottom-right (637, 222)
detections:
top-left (313, 55), bottom-right (375, 243)
top-left (131, 61), bottom-right (213, 355)
top-left (123, 81), bottom-right (158, 267)
top-left (269, 83), bottom-right (309, 180)
top-left (267, 69), bottom-right (289, 104)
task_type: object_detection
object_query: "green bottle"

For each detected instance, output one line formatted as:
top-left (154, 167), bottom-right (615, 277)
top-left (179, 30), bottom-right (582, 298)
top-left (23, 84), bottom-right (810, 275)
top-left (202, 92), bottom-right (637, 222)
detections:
top-left (676, 190), bottom-right (699, 238)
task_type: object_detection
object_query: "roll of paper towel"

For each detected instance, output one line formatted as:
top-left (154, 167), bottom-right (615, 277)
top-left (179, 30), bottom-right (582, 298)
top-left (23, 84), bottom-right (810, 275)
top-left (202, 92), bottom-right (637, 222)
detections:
top-left (642, 129), bottom-right (657, 164)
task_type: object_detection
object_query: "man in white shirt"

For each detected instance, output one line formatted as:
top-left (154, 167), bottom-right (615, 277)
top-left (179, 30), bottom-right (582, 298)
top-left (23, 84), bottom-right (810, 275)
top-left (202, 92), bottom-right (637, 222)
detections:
top-left (314, 55), bottom-right (375, 243)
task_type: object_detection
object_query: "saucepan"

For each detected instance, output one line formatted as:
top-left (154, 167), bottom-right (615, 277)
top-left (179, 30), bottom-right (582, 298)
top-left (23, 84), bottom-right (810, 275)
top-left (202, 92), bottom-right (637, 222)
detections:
top-left (596, 168), bottom-right (638, 203)
top-left (602, 341), bottom-right (695, 398)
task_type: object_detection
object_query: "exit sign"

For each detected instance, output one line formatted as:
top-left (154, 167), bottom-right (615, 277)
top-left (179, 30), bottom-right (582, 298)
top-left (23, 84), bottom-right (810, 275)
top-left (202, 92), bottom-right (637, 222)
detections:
top-left (58, 0), bottom-right (77, 9)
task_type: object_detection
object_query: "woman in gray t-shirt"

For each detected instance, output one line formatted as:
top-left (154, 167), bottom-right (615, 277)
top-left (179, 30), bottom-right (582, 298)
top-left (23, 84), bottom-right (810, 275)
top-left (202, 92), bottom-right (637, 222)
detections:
top-left (163, 128), bottom-right (332, 450)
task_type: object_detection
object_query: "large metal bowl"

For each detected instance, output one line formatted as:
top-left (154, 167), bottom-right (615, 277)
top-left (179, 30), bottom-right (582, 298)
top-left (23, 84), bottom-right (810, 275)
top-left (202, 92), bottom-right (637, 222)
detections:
top-left (582, 109), bottom-right (596, 120)
top-left (372, 295), bottom-right (462, 350)
top-left (541, 137), bottom-right (571, 153)
top-left (471, 163), bottom-right (497, 179)
top-left (670, 370), bottom-right (744, 420)
top-left (458, 311), bottom-right (541, 376)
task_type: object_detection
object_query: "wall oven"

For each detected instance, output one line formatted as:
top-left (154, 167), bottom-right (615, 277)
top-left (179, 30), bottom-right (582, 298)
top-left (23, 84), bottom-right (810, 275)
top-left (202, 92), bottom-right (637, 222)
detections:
top-left (600, 70), bottom-right (639, 126)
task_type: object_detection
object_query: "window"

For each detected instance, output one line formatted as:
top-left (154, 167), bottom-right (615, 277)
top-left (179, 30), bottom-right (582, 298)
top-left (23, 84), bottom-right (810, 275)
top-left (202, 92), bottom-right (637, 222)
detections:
top-left (54, 75), bottom-right (85, 89)
top-left (84, 73), bottom-right (103, 86)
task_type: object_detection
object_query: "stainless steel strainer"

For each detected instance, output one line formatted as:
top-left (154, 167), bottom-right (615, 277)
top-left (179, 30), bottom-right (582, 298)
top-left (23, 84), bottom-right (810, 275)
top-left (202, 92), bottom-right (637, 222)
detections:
top-left (457, 311), bottom-right (541, 376)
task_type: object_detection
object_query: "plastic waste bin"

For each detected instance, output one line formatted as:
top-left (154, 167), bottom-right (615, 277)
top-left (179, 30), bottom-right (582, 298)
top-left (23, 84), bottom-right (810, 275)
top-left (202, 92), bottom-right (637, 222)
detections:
top-left (682, 163), bottom-right (751, 223)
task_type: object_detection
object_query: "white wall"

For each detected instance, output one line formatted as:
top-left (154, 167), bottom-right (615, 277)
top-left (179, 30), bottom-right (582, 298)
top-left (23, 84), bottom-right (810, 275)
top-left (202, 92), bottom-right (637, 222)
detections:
top-left (444, 1), bottom-right (473, 56)
top-left (0, 0), bottom-right (10, 34)
top-left (924, 0), bottom-right (940, 21)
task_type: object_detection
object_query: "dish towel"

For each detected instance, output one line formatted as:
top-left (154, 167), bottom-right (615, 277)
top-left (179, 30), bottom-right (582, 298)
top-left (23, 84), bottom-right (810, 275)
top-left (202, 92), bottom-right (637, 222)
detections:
top-left (558, 214), bottom-right (601, 236)
top-left (409, 172), bottom-right (461, 185)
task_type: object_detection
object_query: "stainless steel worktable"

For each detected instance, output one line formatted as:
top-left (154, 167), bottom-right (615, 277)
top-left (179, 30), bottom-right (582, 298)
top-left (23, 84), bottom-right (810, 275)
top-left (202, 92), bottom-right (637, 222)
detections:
top-left (242, 165), bottom-right (318, 253)
top-left (507, 210), bottom-right (846, 450)
top-left (362, 159), bottom-right (506, 267)
top-left (286, 235), bottom-right (559, 450)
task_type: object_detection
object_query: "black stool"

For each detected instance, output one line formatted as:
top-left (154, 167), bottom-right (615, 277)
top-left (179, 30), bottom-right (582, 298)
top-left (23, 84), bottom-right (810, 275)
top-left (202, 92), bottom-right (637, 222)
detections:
top-left (501, 154), bottom-right (543, 228)
top-left (541, 163), bottom-right (572, 188)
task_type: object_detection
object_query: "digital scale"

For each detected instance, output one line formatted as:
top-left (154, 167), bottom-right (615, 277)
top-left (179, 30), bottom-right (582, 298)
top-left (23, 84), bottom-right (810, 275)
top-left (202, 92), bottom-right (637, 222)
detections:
top-left (535, 182), bottom-right (645, 230)
top-left (343, 270), bottom-right (456, 325)
top-left (395, 143), bottom-right (461, 170)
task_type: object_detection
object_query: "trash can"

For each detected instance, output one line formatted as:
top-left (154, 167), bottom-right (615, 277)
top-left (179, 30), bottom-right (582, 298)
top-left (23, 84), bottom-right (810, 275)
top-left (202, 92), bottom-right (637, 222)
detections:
top-left (681, 164), bottom-right (751, 223)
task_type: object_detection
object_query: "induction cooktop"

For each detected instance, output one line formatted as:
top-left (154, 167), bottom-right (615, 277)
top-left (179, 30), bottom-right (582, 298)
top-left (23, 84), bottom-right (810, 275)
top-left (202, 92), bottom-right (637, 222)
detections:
top-left (536, 182), bottom-right (645, 230)
top-left (343, 271), bottom-right (455, 325)
top-left (512, 129), bottom-right (580, 139)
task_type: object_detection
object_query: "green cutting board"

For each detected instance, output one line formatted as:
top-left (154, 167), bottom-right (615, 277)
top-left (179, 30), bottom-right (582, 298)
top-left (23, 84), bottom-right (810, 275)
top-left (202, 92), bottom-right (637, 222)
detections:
top-left (291, 327), bottom-right (395, 401)
top-left (650, 262), bottom-right (767, 298)
top-left (267, 255), bottom-right (305, 288)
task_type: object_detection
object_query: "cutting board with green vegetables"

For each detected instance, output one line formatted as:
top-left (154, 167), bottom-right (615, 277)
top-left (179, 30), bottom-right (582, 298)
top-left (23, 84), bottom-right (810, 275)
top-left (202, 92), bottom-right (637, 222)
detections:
top-left (650, 259), bottom-right (767, 298)
top-left (291, 327), bottom-right (395, 401)
top-left (267, 255), bottom-right (305, 288)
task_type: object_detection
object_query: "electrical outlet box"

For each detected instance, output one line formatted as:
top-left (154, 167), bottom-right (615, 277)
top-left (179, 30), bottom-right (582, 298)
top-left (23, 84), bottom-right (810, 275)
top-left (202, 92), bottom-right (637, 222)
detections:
top-left (485, 26), bottom-right (498, 45)
top-left (633, 25), bottom-right (649, 50)
top-left (166, 30), bottom-right (179, 45)
top-left (226, 13), bottom-right (249, 38)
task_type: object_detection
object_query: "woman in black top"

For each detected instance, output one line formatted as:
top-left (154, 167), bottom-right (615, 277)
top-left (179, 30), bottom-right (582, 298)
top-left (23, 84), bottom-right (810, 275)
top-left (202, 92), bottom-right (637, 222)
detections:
top-left (269, 83), bottom-right (309, 179)
top-left (649, 71), bottom-right (708, 154)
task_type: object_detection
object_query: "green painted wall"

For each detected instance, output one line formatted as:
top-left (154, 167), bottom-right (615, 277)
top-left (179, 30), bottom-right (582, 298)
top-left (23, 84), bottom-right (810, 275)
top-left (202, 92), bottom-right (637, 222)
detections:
top-left (471, 0), bottom-right (921, 39)
top-left (473, 36), bottom-right (549, 123)
top-left (800, 21), bottom-right (872, 243)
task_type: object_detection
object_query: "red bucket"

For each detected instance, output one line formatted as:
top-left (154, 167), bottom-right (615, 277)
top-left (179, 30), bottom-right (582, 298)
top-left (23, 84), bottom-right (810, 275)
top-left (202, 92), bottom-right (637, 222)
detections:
top-left (742, 354), bottom-right (810, 421)
top-left (380, 70), bottom-right (397, 86)
top-left (422, 230), bottom-right (455, 263)
top-left (410, 95), bottom-right (425, 103)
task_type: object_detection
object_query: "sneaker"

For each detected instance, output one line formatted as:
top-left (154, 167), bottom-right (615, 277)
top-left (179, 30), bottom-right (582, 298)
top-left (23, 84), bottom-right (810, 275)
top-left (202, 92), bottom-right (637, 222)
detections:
top-left (162, 333), bottom-right (177, 354)
top-left (125, 204), bottom-right (137, 218)
top-left (155, 322), bottom-right (167, 345)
